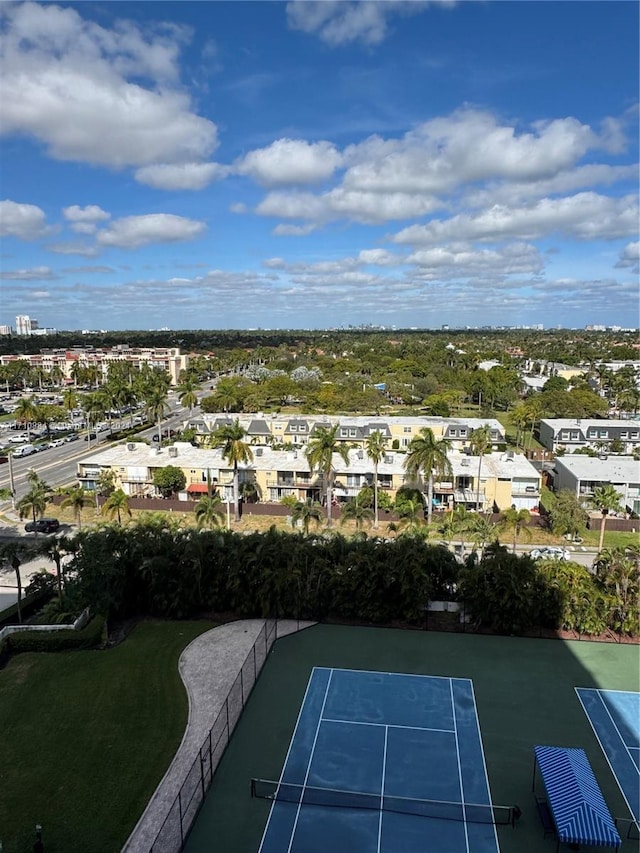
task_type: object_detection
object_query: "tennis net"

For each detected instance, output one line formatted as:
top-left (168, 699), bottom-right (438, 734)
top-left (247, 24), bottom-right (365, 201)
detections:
top-left (250, 778), bottom-right (517, 826)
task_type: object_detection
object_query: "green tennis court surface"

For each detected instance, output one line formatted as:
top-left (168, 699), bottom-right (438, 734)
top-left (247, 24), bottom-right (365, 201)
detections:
top-left (185, 626), bottom-right (639, 853)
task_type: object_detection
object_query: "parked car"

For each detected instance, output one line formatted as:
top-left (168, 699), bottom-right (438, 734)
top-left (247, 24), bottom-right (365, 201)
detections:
top-left (25, 518), bottom-right (60, 534)
top-left (48, 438), bottom-right (66, 448)
top-left (530, 546), bottom-right (570, 561)
top-left (13, 444), bottom-right (36, 457)
top-left (65, 433), bottom-right (79, 442)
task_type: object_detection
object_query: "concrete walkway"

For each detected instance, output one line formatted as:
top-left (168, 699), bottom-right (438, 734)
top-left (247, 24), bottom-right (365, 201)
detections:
top-left (122, 619), bottom-right (314, 853)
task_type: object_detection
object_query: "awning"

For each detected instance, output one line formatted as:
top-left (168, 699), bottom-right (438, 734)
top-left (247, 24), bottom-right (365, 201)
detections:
top-left (533, 745), bottom-right (621, 849)
top-left (187, 483), bottom-right (210, 493)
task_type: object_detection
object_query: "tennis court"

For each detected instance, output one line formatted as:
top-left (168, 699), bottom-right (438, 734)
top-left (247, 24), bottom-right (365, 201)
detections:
top-left (576, 688), bottom-right (640, 829)
top-left (255, 667), bottom-right (510, 853)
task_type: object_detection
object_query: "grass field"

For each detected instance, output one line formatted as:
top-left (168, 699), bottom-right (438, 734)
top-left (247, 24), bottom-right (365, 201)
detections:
top-left (0, 619), bottom-right (214, 853)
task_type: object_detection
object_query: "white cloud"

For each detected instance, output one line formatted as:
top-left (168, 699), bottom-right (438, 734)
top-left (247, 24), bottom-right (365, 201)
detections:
top-left (96, 214), bottom-right (206, 249)
top-left (393, 193), bottom-right (639, 245)
top-left (63, 204), bottom-right (110, 222)
top-left (0, 199), bottom-right (53, 239)
top-left (135, 162), bottom-right (229, 190)
top-left (236, 139), bottom-right (342, 187)
top-left (357, 249), bottom-right (403, 266)
top-left (286, 1), bottom-right (435, 47)
top-left (46, 241), bottom-right (98, 257)
top-left (615, 240), bottom-right (640, 272)
top-left (407, 242), bottom-right (543, 279)
top-left (342, 111), bottom-right (598, 195)
top-left (0, 2), bottom-right (218, 171)
top-left (272, 223), bottom-right (317, 236)
top-left (62, 204), bottom-right (110, 234)
top-left (0, 266), bottom-right (57, 280)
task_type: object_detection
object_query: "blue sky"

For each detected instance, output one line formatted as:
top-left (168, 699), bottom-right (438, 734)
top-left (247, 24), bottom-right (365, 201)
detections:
top-left (1, 0), bottom-right (638, 332)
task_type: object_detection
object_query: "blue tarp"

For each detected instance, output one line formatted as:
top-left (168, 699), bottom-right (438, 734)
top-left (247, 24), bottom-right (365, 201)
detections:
top-left (534, 745), bottom-right (622, 848)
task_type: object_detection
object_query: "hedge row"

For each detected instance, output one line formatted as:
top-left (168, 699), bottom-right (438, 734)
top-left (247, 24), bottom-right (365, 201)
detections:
top-left (5, 615), bottom-right (106, 655)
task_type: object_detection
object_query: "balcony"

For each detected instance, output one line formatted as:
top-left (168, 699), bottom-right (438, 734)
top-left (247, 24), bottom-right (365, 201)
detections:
top-left (266, 477), bottom-right (317, 489)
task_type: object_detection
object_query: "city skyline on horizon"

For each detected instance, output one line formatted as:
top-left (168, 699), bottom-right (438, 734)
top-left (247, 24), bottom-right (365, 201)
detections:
top-left (1, 1), bottom-right (638, 331)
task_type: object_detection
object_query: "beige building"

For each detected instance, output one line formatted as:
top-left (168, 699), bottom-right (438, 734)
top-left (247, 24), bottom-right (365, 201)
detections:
top-left (0, 345), bottom-right (188, 385)
top-left (76, 441), bottom-right (540, 513)
top-left (187, 414), bottom-right (506, 453)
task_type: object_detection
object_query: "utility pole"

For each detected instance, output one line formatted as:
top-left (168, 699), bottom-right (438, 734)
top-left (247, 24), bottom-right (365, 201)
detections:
top-left (7, 450), bottom-right (15, 509)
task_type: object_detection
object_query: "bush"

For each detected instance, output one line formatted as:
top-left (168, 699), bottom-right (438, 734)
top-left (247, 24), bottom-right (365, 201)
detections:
top-left (0, 589), bottom-right (54, 628)
top-left (7, 615), bottom-right (106, 654)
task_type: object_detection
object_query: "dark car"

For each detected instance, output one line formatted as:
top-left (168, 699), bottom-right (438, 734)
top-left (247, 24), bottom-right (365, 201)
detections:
top-left (25, 518), bottom-right (60, 534)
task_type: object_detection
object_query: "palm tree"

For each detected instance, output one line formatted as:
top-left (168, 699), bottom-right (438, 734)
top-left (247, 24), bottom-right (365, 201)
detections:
top-left (340, 499), bottom-right (374, 532)
top-left (17, 471), bottom-right (52, 536)
top-left (291, 500), bottom-right (323, 535)
top-left (194, 493), bottom-right (224, 530)
top-left (365, 430), bottom-right (387, 530)
top-left (62, 387), bottom-right (79, 419)
top-left (305, 425), bottom-right (350, 527)
top-left (499, 507), bottom-right (532, 553)
top-left (144, 386), bottom-right (170, 445)
top-left (403, 428), bottom-right (452, 526)
top-left (0, 541), bottom-right (27, 623)
top-left (469, 424), bottom-right (493, 511)
top-left (60, 486), bottom-right (93, 529)
top-left (177, 374), bottom-right (200, 418)
top-left (212, 419), bottom-right (253, 522)
top-left (102, 488), bottom-right (132, 526)
top-left (590, 485), bottom-right (624, 552)
top-left (14, 395), bottom-right (38, 428)
top-left (36, 535), bottom-right (71, 602)
top-left (468, 514), bottom-right (499, 557)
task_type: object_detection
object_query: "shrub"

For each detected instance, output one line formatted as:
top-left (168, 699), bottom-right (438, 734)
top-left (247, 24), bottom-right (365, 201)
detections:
top-left (7, 615), bottom-right (106, 654)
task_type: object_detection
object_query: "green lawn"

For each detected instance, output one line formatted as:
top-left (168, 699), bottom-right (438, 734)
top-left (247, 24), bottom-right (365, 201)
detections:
top-left (0, 619), bottom-right (214, 853)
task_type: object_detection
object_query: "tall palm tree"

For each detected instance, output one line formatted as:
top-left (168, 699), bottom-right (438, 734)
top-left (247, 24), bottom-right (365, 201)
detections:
top-left (194, 493), bottom-right (224, 530)
top-left (469, 424), bottom-right (493, 511)
top-left (365, 430), bottom-right (388, 530)
top-left (60, 486), bottom-right (93, 529)
top-left (305, 425), bottom-right (350, 527)
top-left (0, 541), bottom-right (27, 623)
top-left (291, 500), bottom-right (324, 535)
top-left (144, 386), bottom-right (170, 445)
top-left (36, 535), bottom-right (71, 602)
top-left (403, 427), bottom-right (452, 526)
top-left (499, 507), bottom-right (532, 553)
top-left (212, 419), bottom-right (253, 522)
top-left (468, 514), bottom-right (499, 556)
top-left (102, 488), bottom-right (132, 526)
top-left (590, 485), bottom-right (623, 552)
top-left (177, 373), bottom-right (200, 418)
top-left (62, 387), bottom-right (79, 419)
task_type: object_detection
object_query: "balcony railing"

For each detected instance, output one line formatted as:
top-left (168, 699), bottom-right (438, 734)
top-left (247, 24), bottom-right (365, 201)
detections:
top-left (266, 478), bottom-right (317, 489)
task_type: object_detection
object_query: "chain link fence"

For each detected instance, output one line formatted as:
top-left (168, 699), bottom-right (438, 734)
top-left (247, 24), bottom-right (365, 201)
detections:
top-left (149, 619), bottom-right (279, 853)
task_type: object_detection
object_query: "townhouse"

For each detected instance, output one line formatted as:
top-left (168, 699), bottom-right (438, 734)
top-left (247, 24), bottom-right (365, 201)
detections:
top-left (76, 441), bottom-right (540, 513)
top-left (186, 413), bottom-right (506, 453)
top-left (553, 455), bottom-right (640, 516)
top-left (538, 418), bottom-right (640, 455)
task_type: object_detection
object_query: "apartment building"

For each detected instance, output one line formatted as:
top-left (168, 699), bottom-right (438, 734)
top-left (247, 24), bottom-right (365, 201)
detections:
top-left (0, 345), bottom-right (188, 385)
top-left (538, 418), bottom-right (640, 455)
top-left (76, 441), bottom-right (540, 513)
top-left (553, 455), bottom-right (640, 516)
top-left (187, 414), bottom-right (506, 453)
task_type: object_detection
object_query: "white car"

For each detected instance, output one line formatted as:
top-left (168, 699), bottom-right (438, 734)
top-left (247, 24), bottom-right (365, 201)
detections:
top-left (530, 546), bottom-right (570, 561)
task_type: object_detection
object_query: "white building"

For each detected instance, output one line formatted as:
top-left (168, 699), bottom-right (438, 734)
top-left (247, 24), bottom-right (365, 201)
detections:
top-left (539, 418), bottom-right (640, 455)
top-left (15, 315), bottom-right (38, 336)
top-left (553, 455), bottom-right (640, 516)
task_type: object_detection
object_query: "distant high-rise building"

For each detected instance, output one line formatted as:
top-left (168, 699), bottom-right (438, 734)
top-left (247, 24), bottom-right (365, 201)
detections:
top-left (0, 325), bottom-right (12, 336)
top-left (15, 315), bottom-right (39, 335)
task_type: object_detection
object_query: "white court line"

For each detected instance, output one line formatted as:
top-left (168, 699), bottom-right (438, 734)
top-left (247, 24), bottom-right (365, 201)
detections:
top-left (450, 679), bottom-right (471, 853)
top-left (313, 665), bottom-right (472, 684)
top-left (286, 669), bottom-right (335, 853)
top-left (468, 680), bottom-right (501, 851)
top-left (322, 717), bottom-right (454, 734)
top-left (576, 688), bottom-right (640, 823)
top-left (377, 726), bottom-right (389, 853)
top-left (258, 669), bottom-right (325, 853)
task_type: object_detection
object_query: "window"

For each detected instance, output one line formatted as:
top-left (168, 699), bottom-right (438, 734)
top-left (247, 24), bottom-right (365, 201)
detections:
top-left (403, 426), bottom-right (412, 433)
top-left (289, 424), bottom-right (297, 432)
top-left (340, 428), bottom-right (348, 437)
top-left (599, 430), bottom-right (608, 438)
top-left (631, 432), bottom-right (639, 439)
top-left (349, 429), bottom-right (357, 437)
top-left (449, 429), bottom-right (457, 437)
top-left (402, 438), bottom-right (410, 447)
top-left (459, 429), bottom-right (467, 437)
top-left (299, 425), bottom-right (306, 432)
top-left (561, 431), bottom-right (569, 440)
